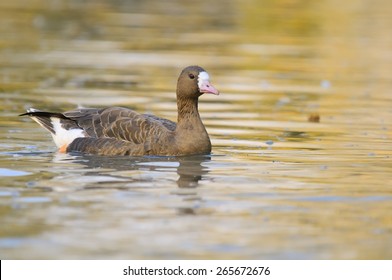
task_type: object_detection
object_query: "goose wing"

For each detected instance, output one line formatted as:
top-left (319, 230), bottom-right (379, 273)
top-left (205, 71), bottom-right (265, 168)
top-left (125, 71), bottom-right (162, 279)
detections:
top-left (64, 107), bottom-right (173, 144)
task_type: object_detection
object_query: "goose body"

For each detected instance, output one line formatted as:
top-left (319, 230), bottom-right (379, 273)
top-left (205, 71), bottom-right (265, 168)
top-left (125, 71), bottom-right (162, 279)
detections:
top-left (20, 66), bottom-right (219, 156)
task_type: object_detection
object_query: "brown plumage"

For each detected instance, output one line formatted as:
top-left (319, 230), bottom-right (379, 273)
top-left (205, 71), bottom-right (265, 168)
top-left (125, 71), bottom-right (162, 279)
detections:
top-left (20, 65), bottom-right (219, 156)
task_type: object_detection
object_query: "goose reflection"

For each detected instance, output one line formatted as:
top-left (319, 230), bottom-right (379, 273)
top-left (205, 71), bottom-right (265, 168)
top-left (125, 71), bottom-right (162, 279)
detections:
top-left (54, 153), bottom-right (211, 189)
top-left (176, 156), bottom-right (210, 188)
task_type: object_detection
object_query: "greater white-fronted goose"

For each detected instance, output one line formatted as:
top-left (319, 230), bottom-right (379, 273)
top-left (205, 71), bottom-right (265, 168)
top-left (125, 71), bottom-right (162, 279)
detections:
top-left (20, 65), bottom-right (219, 156)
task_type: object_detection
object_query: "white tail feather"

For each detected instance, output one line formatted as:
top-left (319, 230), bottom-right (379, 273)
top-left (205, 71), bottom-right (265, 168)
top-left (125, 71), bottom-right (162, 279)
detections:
top-left (51, 118), bottom-right (85, 148)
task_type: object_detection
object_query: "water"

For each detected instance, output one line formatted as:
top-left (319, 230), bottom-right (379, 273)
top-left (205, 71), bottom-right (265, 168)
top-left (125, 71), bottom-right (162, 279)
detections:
top-left (1, 0), bottom-right (392, 259)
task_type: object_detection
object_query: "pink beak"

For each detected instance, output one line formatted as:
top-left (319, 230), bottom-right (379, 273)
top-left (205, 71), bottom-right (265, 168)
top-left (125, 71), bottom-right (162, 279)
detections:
top-left (199, 80), bottom-right (219, 95)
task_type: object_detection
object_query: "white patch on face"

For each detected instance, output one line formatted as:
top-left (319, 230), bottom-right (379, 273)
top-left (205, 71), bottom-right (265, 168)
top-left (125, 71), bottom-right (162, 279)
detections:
top-left (51, 118), bottom-right (85, 148)
top-left (197, 71), bottom-right (210, 89)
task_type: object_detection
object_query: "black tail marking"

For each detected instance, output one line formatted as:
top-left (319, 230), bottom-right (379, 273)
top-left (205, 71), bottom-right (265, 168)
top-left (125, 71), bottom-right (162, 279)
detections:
top-left (19, 111), bottom-right (69, 135)
top-left (19, 111), bottom-right (67, 119)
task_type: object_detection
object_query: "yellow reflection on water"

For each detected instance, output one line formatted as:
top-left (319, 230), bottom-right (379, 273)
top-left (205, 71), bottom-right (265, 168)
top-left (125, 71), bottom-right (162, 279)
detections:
top-left (0, 0), bottom-right (391, 259)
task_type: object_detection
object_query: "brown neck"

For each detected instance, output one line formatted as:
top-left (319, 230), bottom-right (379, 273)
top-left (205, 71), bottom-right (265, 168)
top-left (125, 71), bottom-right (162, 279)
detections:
top-left (176, 96), bottom-right (202, 128)
top-left (175, 93), bottom-right (211, 155)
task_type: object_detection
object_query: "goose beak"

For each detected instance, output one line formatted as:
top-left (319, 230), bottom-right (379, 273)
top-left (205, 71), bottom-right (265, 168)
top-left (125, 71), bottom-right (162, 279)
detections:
top-left (199, 81), bottom-right (219, 95)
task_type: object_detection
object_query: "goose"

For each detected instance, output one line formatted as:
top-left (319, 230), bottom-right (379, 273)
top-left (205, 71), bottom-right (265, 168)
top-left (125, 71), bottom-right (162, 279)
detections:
top-left (20, 65), bottom-right (219, 156)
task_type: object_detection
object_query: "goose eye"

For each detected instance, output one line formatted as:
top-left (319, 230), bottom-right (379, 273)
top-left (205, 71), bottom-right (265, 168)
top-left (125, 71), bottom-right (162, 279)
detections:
top-left (188, 73), bottom-right (195, 79)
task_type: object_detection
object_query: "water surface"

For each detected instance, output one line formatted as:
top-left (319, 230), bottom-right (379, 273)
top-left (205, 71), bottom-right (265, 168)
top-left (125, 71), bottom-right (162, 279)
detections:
top-left (0, 0), bottom-right (391, 259)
